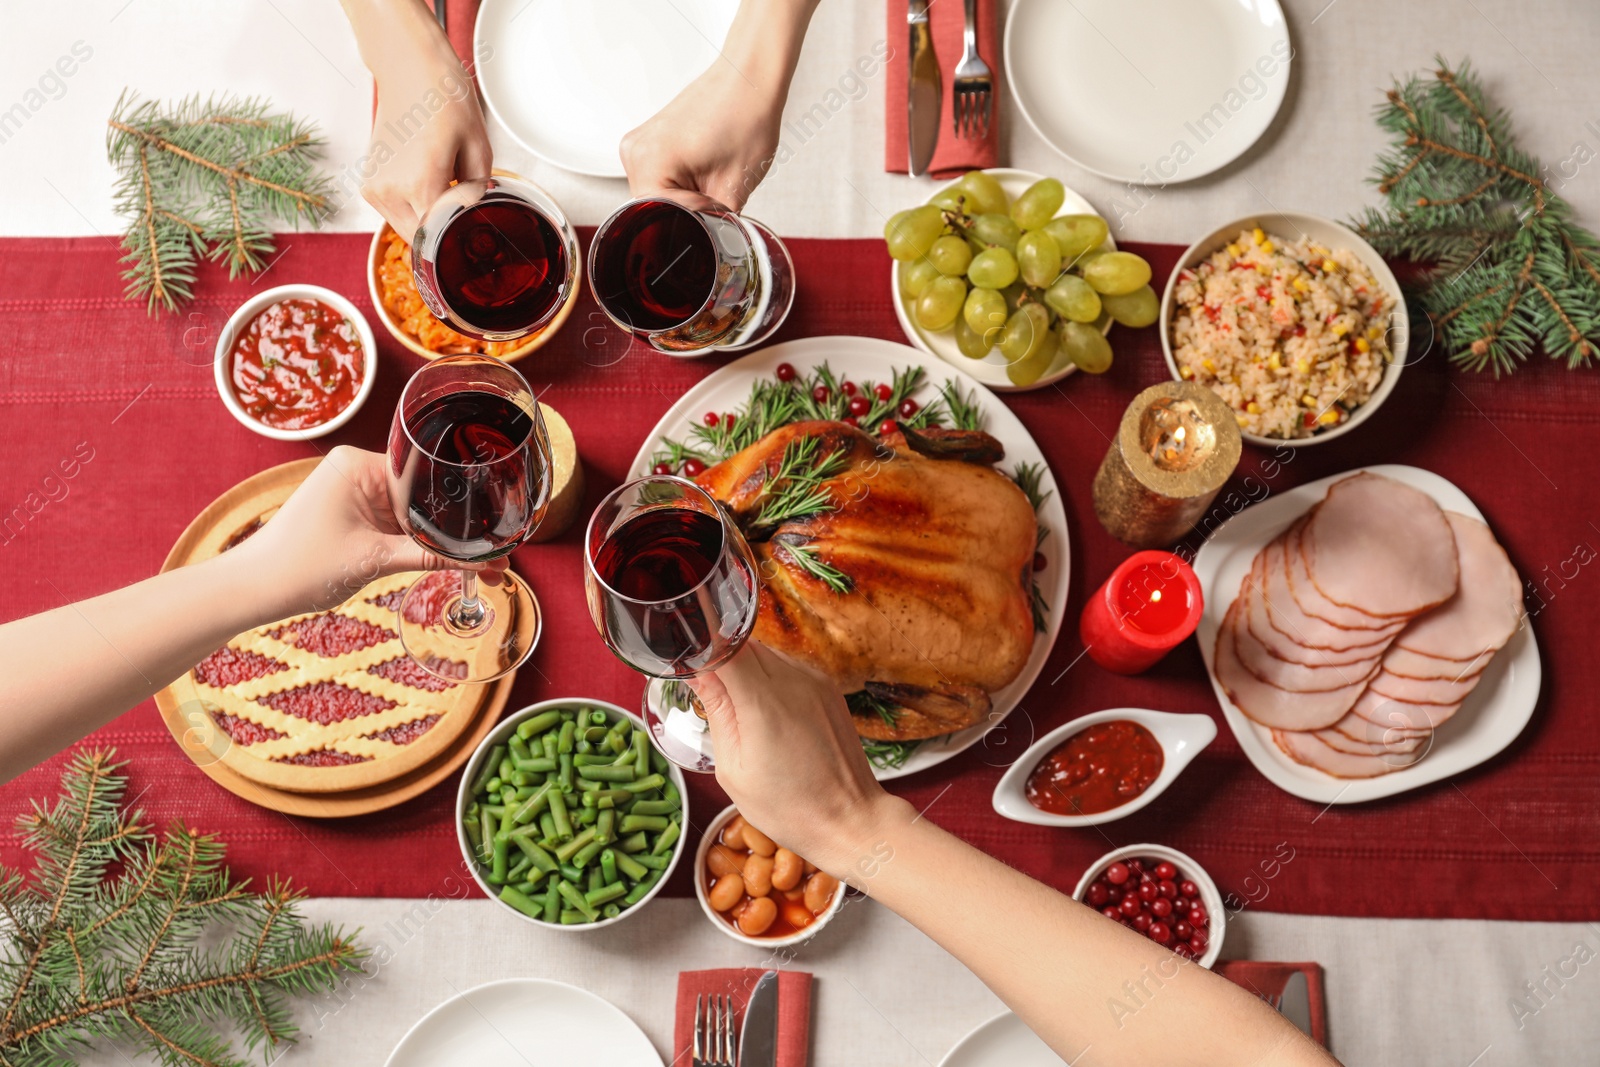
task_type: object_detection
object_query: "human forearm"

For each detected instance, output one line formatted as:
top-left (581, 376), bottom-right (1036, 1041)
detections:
top-left (720, 0), bottom-right (822, 113)
top-left (0, 550), bottom-right (270, 782)
top-left (339, 0), bottom-right (460, 86)
top-left (827, 799), bottom-right (1336, 1067)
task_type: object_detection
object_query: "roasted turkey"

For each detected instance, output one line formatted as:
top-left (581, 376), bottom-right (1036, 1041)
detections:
top-left (696, 419), bottom-right (1037, 741)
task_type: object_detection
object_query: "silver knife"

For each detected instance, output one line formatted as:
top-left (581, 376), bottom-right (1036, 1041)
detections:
top-left (740, 970), bottom-right (780, 1067)
top-left (906, 0), bottom-right (941, 176)
top-left (1279, 970), bottom-right (1314, 1039)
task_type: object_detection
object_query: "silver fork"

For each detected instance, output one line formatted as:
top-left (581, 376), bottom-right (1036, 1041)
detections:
top-left (952, 0), bottom-right (993, 139)
top-left (692, 993), bottom-right (739, 1067)
top-left (1261, 991), bottom-right (1284, 1011)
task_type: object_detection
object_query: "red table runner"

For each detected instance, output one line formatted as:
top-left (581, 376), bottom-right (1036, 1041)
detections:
top-left (1, 232), bottom-right (1595, 921)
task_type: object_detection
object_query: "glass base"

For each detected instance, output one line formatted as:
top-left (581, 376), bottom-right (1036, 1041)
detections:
top-left (642, 677), bottom-right (717, 774)
top-left (396, 570), bottom-right (541, 684)
top-left (714, 219), bottom-right (796, 353)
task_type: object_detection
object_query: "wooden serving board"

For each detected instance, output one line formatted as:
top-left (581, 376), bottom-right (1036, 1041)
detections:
top-left (153, 458), bottom-right (514, 817)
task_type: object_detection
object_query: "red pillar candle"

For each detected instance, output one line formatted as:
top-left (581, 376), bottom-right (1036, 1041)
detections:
top-left (1079, 550), bottom-right (1204, 675)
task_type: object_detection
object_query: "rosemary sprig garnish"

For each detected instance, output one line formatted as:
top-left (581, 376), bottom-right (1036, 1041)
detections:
top-left (846, 689), bottom-right (900, 728)
top-left (941, 380), bottom-right (985, 431)
top-left (777, 541), bottom-right (853, 594)
top-left (861, 739), bottom-right (921, 771)
top-left (1010, 462), bottom-right (1052, 634)
top-left (750, 437), bottom-right (851, 531)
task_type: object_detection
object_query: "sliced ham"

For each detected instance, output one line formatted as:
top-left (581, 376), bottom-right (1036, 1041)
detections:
top-left (1316, 720), bottom-right (1427, 757)
top-left (1233, 597), bottom-right (1382, 692)
top-left (1283, 519), bottom-right (1399, 631)
top-left (1330, 708), bottom-right (1429, 745)
top-left (1255, 538), bottom-right (1403, 658)
top-left (1215, 602), bottom-right (1372, 730)
top-left (1272, 728), bottom-right (1422, 778)
top-left (1382, 645), bottom-right (1494, 681)
top-left (1392, 512), bottom-right (1524, 660)
top-left (1368, 668), bottom-right (1482, 707)
top-left (1302, 472), bottom-right (1459, 618)
top-left (1350, 686), bottom-right (1461, 732)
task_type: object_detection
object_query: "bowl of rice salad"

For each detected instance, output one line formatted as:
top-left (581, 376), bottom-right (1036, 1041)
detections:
top-left (1160, 213), bottom-right (1407, 446)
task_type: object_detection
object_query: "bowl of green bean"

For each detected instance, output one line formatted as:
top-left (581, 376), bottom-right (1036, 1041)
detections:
top-left (456, 698), bottom-right (689, 929)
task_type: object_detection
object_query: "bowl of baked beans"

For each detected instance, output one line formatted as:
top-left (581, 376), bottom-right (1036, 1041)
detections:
top-left (693, 805), bottom-right (845, 948)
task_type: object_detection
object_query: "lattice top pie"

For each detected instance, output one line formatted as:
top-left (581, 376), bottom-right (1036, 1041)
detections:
top-left (165, 506), bottom-right (496, 795)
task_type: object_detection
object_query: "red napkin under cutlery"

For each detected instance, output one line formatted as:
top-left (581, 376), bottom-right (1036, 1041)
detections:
top-left (883, 0), bottom-right (1002, 177)
top-left (1213, 961), bottom-right (1328, 1047)
top-left (673, 968), bottom-right (813, 1067)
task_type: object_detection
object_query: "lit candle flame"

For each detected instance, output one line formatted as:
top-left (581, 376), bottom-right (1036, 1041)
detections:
top-left (1150, 590), bottom-right (1162, 603)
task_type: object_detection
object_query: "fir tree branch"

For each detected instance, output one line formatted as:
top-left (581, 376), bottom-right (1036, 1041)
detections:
top-left (106, 121), bottom-right (327, 212)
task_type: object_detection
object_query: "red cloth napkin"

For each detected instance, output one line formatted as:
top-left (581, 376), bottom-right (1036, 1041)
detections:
top-left (883, 0), bottom-right (1001, 176)
top-left (673, 969), bottom-right (812, 1067)
top-left (1213, 961), bottom-right (1328, 1047)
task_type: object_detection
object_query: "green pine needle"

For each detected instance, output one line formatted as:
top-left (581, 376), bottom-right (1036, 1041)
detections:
top-left (0, 750), bottom-right (362, 1066)
top-left (107, 91), bottom-right (331, 316)
top-left (1356, 57), bottom-right (1600, 373)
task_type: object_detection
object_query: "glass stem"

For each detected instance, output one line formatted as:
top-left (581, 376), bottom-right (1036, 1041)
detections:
top-left (452, 569), bottom-right (486, 630)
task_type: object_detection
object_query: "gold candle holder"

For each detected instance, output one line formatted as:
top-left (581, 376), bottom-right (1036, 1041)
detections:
top-left (526, 402), bottom-right (586, 543)
top-left (1092, 382), bottom-right (1241, 549)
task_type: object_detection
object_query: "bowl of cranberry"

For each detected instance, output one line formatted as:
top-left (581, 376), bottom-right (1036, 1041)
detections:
top-left (1074, 845), bottom-right (1224, 968)
top-left (213, 284), bottom-right (378, 441)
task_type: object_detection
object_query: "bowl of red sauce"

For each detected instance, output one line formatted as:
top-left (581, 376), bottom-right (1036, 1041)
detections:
top-left (214, 284), bottom-right (377, 440)
top-left (991, 709), bottom-right (1216, 827)
top-left (1074, 844), bottom-right (1225, 967)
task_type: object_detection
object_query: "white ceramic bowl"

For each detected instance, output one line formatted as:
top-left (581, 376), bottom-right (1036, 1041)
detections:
top-left (213, 283), bottom-right (378, 441)
top-left (1159, 212), bottom-right (1409, 448)
top-left (992, 709), bottom-right (1216, 828)
top-left (890, 167), bottom-right (1116, 393)
top-left (693, 803), bottom-right (846, 950)
top-left (455, 698), bottom-right (688, 931)
top-left (1074, 843), bottom-right (1226, 969)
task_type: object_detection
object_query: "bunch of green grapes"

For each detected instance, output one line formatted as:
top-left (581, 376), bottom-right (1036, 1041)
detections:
top-left (886, 171), bottom-right (1159, 386)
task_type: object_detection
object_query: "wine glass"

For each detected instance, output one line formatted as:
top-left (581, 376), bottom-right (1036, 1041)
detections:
top-left (587, 191), bottom-right (795, 355)
top-left (386, 354), bottom-right (551, 683)
top-left (411, 174), bottom-right (580, 342)
top-left (583, 476), bottom-right (759, 772)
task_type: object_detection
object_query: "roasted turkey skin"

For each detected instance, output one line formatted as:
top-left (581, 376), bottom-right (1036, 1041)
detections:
top-left (696, 420), bottom-right (1037, 740)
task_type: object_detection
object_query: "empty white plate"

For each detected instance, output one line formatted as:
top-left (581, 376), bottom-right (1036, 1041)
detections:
top-left (475, 0), bottom-right (738, 178)
top-left (940, 1012), bottom-right (1064, 1067)
top-left (1005, 0), bottom-right (1291, 183)
top-left (385, 979), bottom-right (662, 1067)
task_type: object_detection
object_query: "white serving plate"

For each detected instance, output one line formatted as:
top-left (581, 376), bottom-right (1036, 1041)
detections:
top-left (475, 0), bottom-right (737, 178)
top-left (890, 168), bottom-right (1114, 393)
top-left (1159, 212), bottom-right (1409, 448)
top-left (939, 1011), bottom-right (1063, 1067)
top-left (385, 978), bottom-right (661, 1067)
top-left (1193, 465), bottom-right (1541, 804)
top-left (1005, 0), bottom-right (1291, 184)
top-left (627, 336), bottom-right (1069, 780)
top-left (992, 709), bottom-right (1216, 828)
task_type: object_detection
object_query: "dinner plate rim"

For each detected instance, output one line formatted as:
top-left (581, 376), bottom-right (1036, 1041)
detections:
top-left (937, 1009), bottom-right (1062, 1067)
top-left (626, 335), bottom-right (1070, 780)
top-left (1191, 464), bottom-right (1542, 804)
top-left (473, 0), bottom-right (738, 179)
top-left (383, 977), bottom-right (662, 1067)
top-left (889, 167), bottom-right (1118, 393)
top-left (1002, 0), bottom-right (1292, 185)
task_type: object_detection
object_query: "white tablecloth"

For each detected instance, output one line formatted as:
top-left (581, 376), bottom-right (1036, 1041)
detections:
top-left (7, 0), bottom-right (1599, 1061)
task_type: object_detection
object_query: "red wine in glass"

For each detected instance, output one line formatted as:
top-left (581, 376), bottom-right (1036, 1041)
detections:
top-left (411, 175), bottom-right (579, 342)
top-left (391, 390), bottom-right (539, 562)
top-left (588, 192), bottom-right (795, 354)
top-left (433, 200), bottom-right (566, 334)
top-left (584, 476), bottom-right (759, 772)
top-left (589, 199), bottom-right (719, 333)
top-left (591, 506), bottom-right (735, 675)
top-left (386, 354), bottom-right (551, 684)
